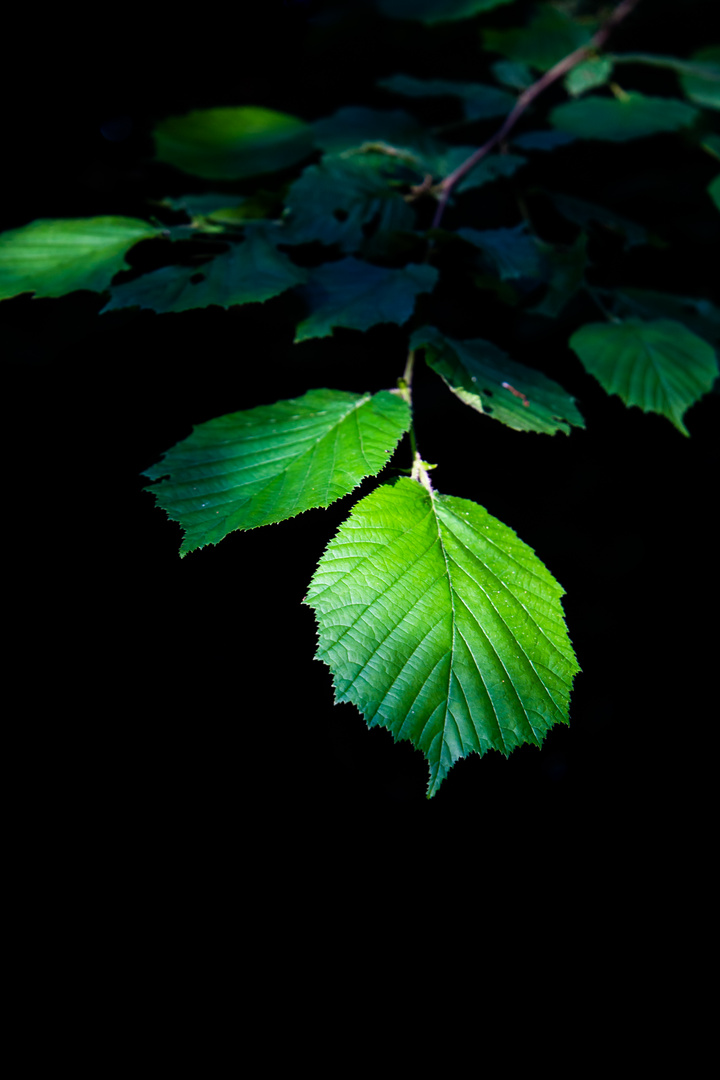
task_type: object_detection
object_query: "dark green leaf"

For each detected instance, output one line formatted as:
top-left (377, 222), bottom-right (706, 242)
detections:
top-left (609, 289), bottom-right (720, 344)
top-left (511, 130), bottom-right (575, 151)
top-left (679, 46), bottom-right (720, 110)
top-left (305, 477), bottom-right (579, 797)
top-left (412, 324), bottom-right (584, 434)
top-left (709, 175), bottom-right (720, 212)
top-left (0, 217), bottom-right (158, 300)
top-left (153, 106), bottom-right (313, 180)
top-left (569, 319), bottom-right (718, 434)
top-left (294, 257), bottom-right (438, 342)
top-left (144, 388), bottom-right (411, 555)
top-left (440, 147), bottom-right (527, 191)
top-left (541, 191), bottom-right (649, 247)
top-left (491, 58), bottom-right (533, 91)
top-left (550, 92), bottom-right (698, 141)
top-left (528, 234), bottom-right (588, 317)
top-left (311, 107), bottom-right (446, 172)
top-left (377, 74), bottom-right (517, 120)
top-left (281, 153), bottom-right (416, 251)
top-left (457, 224), bottom-right (543, 279)
top-left (376, 0), bottom-right (516, 23)
top-left (100, 227), bottom-right (307, 313)
top-left (484, 5), bottom-right (595, 72)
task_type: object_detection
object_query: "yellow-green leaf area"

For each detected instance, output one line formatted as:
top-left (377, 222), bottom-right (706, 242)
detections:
top-left (153, 106), bottom-right (313, 180)
top-left (0, 217), bottom-right (158, 300)
top-left (143, 388), bottom-right (411, 555)
top-left (305, 478), bottom-right (579, 797)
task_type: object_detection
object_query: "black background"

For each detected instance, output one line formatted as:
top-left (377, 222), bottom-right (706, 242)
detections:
top-left (4, 0), bottom-right (717, 916)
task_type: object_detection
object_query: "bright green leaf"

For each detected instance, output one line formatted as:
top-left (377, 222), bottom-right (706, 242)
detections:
top-left (281, 153), bottom-right (416, 251)
top-left (144, 388), bottom-right (411, 555)
top-left (376, 0), bottom-right (516, 24)
top-left (484, 5), bottom-right (595, 72)
top-left (550, 92), bottom-right (698, 141)
top-left (456, 224), bottom-right (543, 280)
top-left (679, 46), bottom-right (720, 110)
top-left (564, 55), bottom-right (614, 97)
top-left (0, 217), bottom-right (158, 300)
top-left (412, 324), bottom-right (584, 434)
top-left (569, 319), bottom-right (718, 435)
top-left (377, 74), bottom-right (517, 120)
top-left (100, 227), bottom-right (307, 314)
top-left (153, 106), bottom-right (313, 180)
top-left (294, 257), bottom-right (438, 342)
top-left (305, 477), bottom-right (579, 797)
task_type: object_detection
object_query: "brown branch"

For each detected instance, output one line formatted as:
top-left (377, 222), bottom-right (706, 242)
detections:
top-left (430, 0), bottom-right (643, 230)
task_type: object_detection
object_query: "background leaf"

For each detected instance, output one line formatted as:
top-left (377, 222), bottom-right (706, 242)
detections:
top-left (377, 74), bottom-right (517, 120)
top-left (311, 107), bottom-right (447, 173)
top-left (549, 92), bottom-right (698, 141)
top-left (100, 227), bottom-right (308, 313)
top-left (153, 106), bottom-right (313, 180)
top-left (305, 477), bottom-right (579, 797)
top-left (569, 319), bottom-right (718, 434)
top-left (457, 224), bottom-right (544, 280)
top-left (376, 0), bottom-right (516, 24)
top-left (294, 258), bottom-right (438, 342)
top-left (678, 46), bottom-right (720, 110)
top-left (484, 5), bottom-right (595, 72)
top-left (563, 56), bottom-right (614, 97)
top-left (144, 388), bottom-right (411, 555)
top-left (0, 217), bottom-right (158, 300)
top-left (412, 324), bottom-right (585, 434)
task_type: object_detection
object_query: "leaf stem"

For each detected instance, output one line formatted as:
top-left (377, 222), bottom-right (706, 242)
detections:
top-left (430, 0), bottom-right (643, 230)
top-left (397, 348), bottom-right (420, 465)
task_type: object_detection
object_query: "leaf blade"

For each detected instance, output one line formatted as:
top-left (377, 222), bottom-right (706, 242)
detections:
top-left (306, 478), bottom-right (579, 797)
top-left (144, 389), bottom-right (411, 555)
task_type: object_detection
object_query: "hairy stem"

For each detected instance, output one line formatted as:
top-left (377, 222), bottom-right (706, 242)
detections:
top-left (430, 0), bottom-right (643, 230)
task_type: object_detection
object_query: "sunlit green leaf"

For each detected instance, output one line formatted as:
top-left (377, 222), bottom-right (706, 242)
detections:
top-left (144, 388), bottom-right (410, 555)
top-left (569, 319), bottom-right (718, 434)
top-left (294, 257), bottom-right (438, 342)
top-left (376, 0), bottom-right (516, 23)
top-left (100, 227), bottom-right (307, 313)
top-left (484, 5), bottom-right (595, 72)
top-left (0, 217), bottom-right (158, 300)
top-left (412, 324), bottom-right (584, 434)
top-left (153, 106), bottom-right (313, 180)
top-left (550, 92), bottom-right (698, 141)
top-left (305, 477), bottom-right (579, 797)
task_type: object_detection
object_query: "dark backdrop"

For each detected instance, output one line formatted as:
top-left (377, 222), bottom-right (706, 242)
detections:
top-left (4, 0), bottom-right (716, 902)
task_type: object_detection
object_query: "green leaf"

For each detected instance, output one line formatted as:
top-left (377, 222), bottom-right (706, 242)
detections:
top-left (678, 46), bottom-right (720, 110)
top-left (542, 191), bottom-right (649, 248)
top-left (305, 477), bottom-right (579, 797)
top-left (484, 5), bottom-right (595, 72)
top-left (528, 233), bottom-right (588, 318)
top-left (294, 258), bottom-right (438, 342)
top-left (456, 224), bottom-right (543, 280)
top-left (564, 56), bottom-right (614, 97)
top-left (100, 227), bottom-right (308, 314)
top-left (281, 153), bottom-right (416, 252)
top-left (440, 147), bottom-right (527, 192)
top-left (376, 0), bottom-right (516, 24)
top-left (412, 324), bottom-right (584, 434)
top-left (311, 107), bottom-right (447, 173)
top-left (549, 92), bottom-right (698, 141)
top-left (511, 130), bottom-right (575, 151)
top-left (144, 388), bottom-right (411, 555)
top-left (491, 58), bottom-right (534, 91)
top-left (153, 107), bottom-right (313, 180)
top-left (377, 74), bottom-right (517, 120)
top-left (0, 217), bottom-right (158, 300)
top-left (569, 319), bottom-right (718, 435)
top-left (610, 289), bottom-right (720, 344)
top-left (709, 175), bottom-right (720, 213)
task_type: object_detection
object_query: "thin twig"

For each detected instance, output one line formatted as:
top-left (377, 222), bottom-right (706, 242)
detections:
top-left (430, 0), bottom-right (643, 230)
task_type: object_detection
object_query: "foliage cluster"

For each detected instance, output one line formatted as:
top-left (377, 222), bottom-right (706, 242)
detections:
top-left (3, 0), bottom-right (718, 796)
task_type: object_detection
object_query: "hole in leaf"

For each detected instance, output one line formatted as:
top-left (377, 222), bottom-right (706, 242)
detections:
top-left (333, 209), bottom-right (349, 222)
top-left (482, 388), bottom-right (493, 397)
top-left (189, 272), bottom-right (206, 285)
